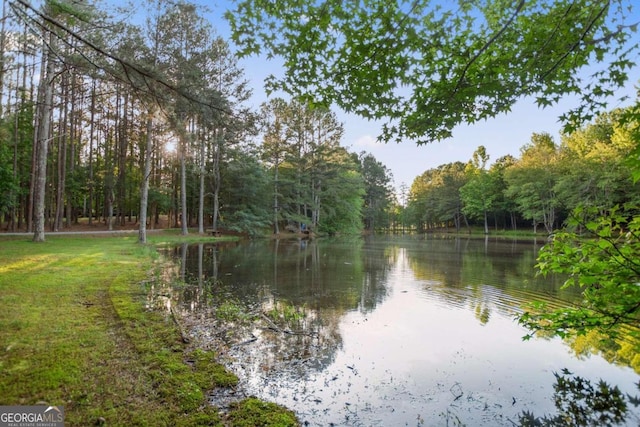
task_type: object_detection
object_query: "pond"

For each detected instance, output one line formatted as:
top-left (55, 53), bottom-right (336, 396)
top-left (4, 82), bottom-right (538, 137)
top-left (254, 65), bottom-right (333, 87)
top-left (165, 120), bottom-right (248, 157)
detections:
top-left (154, 235), bottom-right (640, 426)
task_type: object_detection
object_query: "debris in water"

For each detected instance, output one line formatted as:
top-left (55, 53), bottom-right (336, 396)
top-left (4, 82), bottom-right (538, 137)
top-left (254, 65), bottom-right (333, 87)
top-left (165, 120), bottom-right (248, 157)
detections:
top-left (450, 382), bottom-right (463, 401)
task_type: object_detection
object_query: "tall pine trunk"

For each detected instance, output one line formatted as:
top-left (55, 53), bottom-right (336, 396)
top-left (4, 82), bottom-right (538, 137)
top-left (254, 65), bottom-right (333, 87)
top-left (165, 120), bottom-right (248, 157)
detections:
top-left (54, 77), bottom-right (68, 231)
top-left (211, 129), bottom-right (222, 232)
top-left (88, 82), bottom-right (96, 225)
top-left (180, 135), bottom-right (188, 235)
top-left (33, 33), bottom-right (55, 242)
top-left (197, 130), bottom-right (205, 234)
top-left (138, 113), bottom-right (153, 243)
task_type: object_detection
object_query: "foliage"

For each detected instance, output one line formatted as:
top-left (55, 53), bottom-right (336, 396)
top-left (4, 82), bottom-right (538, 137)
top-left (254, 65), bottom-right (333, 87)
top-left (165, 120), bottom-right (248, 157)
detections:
top-left (0, 133), bottom-right (18, 215)
top-left (408, 161), bottom-right (468, 231)
top-left (318, 167), bottom-right (365, 235)
top-left (557, 108), bottom-right (640, 214)
top-left (407, 108), bottom-right (639, 234)
top-left (259, 99), bottom-right (366, 234)
top-left (226, 0), bottom-right (638, 143)
top-left (519, 205), bottom-right (640, 346)
top-left (220, 149), bottom-right (272, 236)
top-left (359, 152), bottom-right (394, 231)
top-left (519, 370), bottom-right (640, 426)
top-left (504, 133), bottom-right (561, 234)
top-left (622, 101), bottom-right (640, 183)
top-left (460, 146), bottom-right (498, 233)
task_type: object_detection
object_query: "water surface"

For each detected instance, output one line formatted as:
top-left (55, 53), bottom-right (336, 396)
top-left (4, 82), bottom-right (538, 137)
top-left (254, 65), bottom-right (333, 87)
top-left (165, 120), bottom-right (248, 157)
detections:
top-left (155, 236), bottom-right (639, 426)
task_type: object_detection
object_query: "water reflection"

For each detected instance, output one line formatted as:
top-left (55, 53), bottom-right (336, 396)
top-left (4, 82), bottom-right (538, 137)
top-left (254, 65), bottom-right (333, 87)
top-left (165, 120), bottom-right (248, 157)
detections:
top-left (154, 236), bottom-right (640, 426)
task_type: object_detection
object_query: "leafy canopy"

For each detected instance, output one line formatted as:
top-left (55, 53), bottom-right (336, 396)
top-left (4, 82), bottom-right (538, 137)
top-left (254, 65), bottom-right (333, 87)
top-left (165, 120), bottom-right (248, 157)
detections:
top-left (520, 205), bottom-right (640, 345)
top-left (226, 0), bottom-right (638, 143)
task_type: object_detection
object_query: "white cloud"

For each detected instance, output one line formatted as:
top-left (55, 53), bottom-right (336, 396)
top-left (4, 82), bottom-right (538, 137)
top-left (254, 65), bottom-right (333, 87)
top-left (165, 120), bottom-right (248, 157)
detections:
top-left (353, 134), bottom-right (380, 149)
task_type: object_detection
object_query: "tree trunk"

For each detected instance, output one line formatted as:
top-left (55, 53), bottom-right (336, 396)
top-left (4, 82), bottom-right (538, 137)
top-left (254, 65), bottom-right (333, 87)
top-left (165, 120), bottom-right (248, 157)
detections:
top-left (197, 130), bottom-right (205, 234)
top-left (180, 135), bottom-right (188, 235)
top-left (66, 73), bottom-right (78, 227)
top-left (105, 119), bottom-right (114, 231)
top-left (138, 114), bottom-right (153, 243)
top-left (33, 34), bottom-right (55, 242)
top-left (9, 89), bottom-right (18, 231)
top-left (88, 82), bottom-right (95, 225)
top-left (484, 210), bottom-right (489, 234)
top-left (117, 92), bottom-right (128, 227)
top-left (0, 0), bottom-right (6, 119)
top-left (106, 188), bottom-right (113, 231)
top-left (54, 78), bottom-right (68, 231)
top-left (211, 129), bottom-right (222, 231)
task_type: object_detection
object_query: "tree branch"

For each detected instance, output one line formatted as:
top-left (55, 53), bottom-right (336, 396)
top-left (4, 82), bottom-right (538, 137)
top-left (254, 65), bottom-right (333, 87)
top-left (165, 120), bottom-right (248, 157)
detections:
top-left (10, 0), bottom-right (236, 117)
top-left (448, 0), bottom-right (526, 101)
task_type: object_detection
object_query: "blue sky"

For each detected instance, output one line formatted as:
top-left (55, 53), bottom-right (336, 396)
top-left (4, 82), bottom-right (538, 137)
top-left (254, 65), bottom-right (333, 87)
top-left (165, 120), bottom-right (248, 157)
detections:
top-left (204, 1), bottom-right (640, 194)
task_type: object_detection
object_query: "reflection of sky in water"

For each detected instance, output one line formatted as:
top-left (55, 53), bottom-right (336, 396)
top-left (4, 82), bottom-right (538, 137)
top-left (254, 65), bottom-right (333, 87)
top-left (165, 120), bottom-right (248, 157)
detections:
top-left (158, 238), bottom-right (640, 426)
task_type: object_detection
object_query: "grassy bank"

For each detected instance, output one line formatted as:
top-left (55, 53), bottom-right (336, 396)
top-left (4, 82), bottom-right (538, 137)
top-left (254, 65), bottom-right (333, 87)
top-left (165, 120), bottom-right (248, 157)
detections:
top-left (0, 233), bottom-right (297, 426)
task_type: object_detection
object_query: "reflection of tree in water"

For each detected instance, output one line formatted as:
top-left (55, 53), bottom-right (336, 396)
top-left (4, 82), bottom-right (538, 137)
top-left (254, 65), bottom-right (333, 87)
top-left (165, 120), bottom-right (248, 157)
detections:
top-left (161, 238), bottom-right (394, 311)
top-left (154, 238), bottom-right (393, 381)
top-left (406, 236), bottom-right (572, 323)
top-left (520, 370), bottom-right (640, 426)
top-left (474, 301), bottom-right (491, 325)
top-left (360, 235), bottom-right (395, 312)
top-left (568, 329), bottom-right (640, 375)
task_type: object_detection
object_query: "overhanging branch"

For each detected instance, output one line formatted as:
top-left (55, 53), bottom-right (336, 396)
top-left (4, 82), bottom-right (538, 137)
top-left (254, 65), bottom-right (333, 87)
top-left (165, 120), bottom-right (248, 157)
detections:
top-left (10, 0), bottom-right (236, 118)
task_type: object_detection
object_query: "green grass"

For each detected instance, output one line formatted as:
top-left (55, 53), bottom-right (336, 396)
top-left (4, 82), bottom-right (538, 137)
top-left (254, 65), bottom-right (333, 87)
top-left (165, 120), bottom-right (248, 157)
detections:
top-left (0, 233), bottom-right (298, 426)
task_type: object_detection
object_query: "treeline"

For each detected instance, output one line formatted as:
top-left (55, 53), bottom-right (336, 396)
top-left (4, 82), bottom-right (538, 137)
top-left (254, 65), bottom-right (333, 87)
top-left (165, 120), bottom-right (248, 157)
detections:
top-left (0, 0), bottom-right (395, 239)
top-left (405, 108), bottom-right (640, 234)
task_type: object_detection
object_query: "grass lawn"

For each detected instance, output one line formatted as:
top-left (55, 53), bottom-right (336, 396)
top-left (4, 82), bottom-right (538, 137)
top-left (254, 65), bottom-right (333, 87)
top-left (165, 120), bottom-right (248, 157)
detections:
top-left (0, 233), bottom-right (297, 426)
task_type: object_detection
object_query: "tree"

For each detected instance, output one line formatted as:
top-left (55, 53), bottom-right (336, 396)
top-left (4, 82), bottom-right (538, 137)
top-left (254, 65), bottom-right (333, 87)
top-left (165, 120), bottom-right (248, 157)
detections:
top-left (318, 147), bottom-right (365, 235)
top-left (505, 132), bottom-right (561, 234)
top-left (220, 147), bottom-right (271, 236)
top-left (0, 129), bottom-right (18, 217)
top-left (261, 98), bottom-right (292, 234)
top-left (226, 0), bottom-right (638, 143)
top-left (460, 146), bottom-right (496, 234)
top-left (488, 155), bottom-right (518, 231)
top-left (397, 182), bottom-right (409, 233)
top-left (432, 162), bottom-right (469, 231)
top-left (32, 13), bottom-right (56, 242)
top-left (136, 0), bottom-right (166, 244)
top-left (407, 162), bottom-right (469, 231)
top-left (520, 205), bottom-right (640, 348)
top-left (556, 108), bottom-right (639, 216)
top-left (359, 152), bottom-right (393, 232)
top-left (156, 1), bottom-right (211, 235)
top-left (406, 170), bottom-right (434, 231)
top-left (5, 0), bottom-right (251, 244)
top-left (314, 147), bottom-right (364, 235)
top-left (203, 38), bottom-right (253, 234)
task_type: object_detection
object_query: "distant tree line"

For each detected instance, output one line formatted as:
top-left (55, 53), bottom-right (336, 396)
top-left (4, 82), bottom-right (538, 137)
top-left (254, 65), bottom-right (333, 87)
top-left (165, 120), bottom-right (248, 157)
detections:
top-left (405, 107), bottom-right (640, 234)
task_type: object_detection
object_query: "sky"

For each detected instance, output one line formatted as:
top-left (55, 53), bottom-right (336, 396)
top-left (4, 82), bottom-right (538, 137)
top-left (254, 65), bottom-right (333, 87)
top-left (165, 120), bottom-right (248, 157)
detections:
top-left (204, 1), bottom-right (640, 194)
